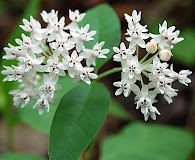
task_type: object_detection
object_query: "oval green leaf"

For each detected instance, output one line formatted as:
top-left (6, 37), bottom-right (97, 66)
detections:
top-left (0, 152), bottom-right (46, 160)
top-left (49, 82), bottom-right (110, 160)
top-left (100, 122), bottom-right (194, 160)
top-left (79, 4), bottom-right (121, 71)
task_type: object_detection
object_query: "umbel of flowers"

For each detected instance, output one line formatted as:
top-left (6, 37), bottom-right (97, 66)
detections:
top-left (1, 9), bottom-right (192, 121)
top-left (1, 9), bottom-right (109, 115)
top-left (112, 10), bottom-right (192, 121)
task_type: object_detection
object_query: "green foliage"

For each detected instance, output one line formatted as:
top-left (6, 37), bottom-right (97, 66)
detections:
top-left (49, 82), bottom-right (110, 160)
top-left (100, 122), bottom-right (194, 160)
top-left (79, 4), bottom-right (121, 72)
top-left (172, 27), bottom-right (195, 67)
top-left (0, 152), bottom-right (46, 160)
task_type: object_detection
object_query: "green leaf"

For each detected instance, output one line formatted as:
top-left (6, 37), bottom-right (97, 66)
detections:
top-left (172, 27), bottom-right (195, 67)
top-left (109, 100), bottom-right (131, 121)
top-left (49, 82), bottom-right (110, 160)
top-left (17, 76), bottom-right (75, 133)
top-left (100, 122), bottom-right (194, 160)
top-left (79, 4), bottom-right (121, 72)
top-left (0, 152), bottom-right (46, 160)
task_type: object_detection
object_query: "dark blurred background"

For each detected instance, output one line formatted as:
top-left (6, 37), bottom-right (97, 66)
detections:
top-left (0, 0), bottom-right (195, 159)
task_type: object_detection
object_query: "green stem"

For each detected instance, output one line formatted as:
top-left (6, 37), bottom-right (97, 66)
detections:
top-left (136, 45), bottom-right (139, 57)
top-left (96, 67), bottom-right (122, 80)
top-left (140, 52), bottom-right (150, 64)
top-left (142, 70), bottom-right (149, 78)
top-left (142, 52), bottom-right (159, 65)
top-left (140, 76), bottom-right (144, 87)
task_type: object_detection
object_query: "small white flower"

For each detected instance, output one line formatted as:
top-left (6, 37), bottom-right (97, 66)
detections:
top-left (76, 67), bottom-right (98, 84)
top-left (134, 85), bottom-right (155, 110)
top-left (3, 44), bottom-right (25, 60)
top-left (39, 73), bottom-right (61, 98)
top-left (144, 106), bottom-right (161, 121)
top-left (45, 13), bottom-right (68, 42)
top-left (156, 76), bottom-right (174, 94)
top-left (69, 9), bottom-right (86, 23)
top-left (168, 64), bottom-right (192, 86)
top-left (137, 96), bottom-right (152, 114)
top-left (33, 95), bottom-right (51, 115)
top-left (177, 70), bottom-right (192, 86)
top-left (124, 10), bottom-right (141, 25)
top-left (126, 25), bottom-right (149, 48)
top-left (9, 89), bottom-right (33, 108)
top-left (65, 50), bottom-right (83, 67)
top-left (1, 65), bottom-right (25, 81)
top-left (166, 30), bottom-right (184, 49)
top-left (15, 34), bottom-right (42, 54)
top-left (50, 34), bottom-right (74, 52)
top-left (70, 24), bottom-right (96, 52)
top-left (44, 57), bottom-right (67, 76)
top-left (81, 41), bottom-right (109, 66)
top-left (63, 50), bottom-right (83, 78)
top-left (113, 78), bottom-right (132, 97)
top-left (18, 53), bottom-right (44, 71)
top-left (146, 56), bottom-right (170, 77)
top-left (150, 21), bottom-right (169, 49)
top-left (122, 56), bottom-right (144, 80)
top-left (151, 21), bottom-right (183, 49)
top-left (49, 15), bottom-right (65, 32)
top-left (163, 86), bottom-right (178, 104)
top-left (41, 9), bottom-right (58, 23)
top-left (113, 42), bottom-right (136, 62)
top-left (20, 16), bottom-right (46, 41)
top-left (133, 85), bottom-right (160, 121)
top-left (151, 22), bottom-right (165, 47)
top-left (78, 24), bottom-right (97, 41)
top-left (65, 9), bottom-right (86, 32)
top-left (91, 41), bottom-right (109, 59)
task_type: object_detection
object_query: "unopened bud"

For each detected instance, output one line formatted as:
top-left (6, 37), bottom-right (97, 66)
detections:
top-left (159, 49), bottom-right (172, 61)
top-left (146, 41), bottom-right (157, 53)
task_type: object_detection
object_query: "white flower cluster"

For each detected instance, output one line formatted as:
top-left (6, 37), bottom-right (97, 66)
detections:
top-left (113, 10), bottom-right (192, 121)
top-left (1, 9), bottom-right (109, 115)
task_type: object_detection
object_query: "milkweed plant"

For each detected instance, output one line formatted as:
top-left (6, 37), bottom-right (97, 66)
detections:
top-left (1, 4), bottom-right (193, 160)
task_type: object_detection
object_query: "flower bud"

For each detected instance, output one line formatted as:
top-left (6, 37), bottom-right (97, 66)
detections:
top-left (159, 49), bottom-right (172, 61)
top-left (146, 41), bottom-right (157, 53)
